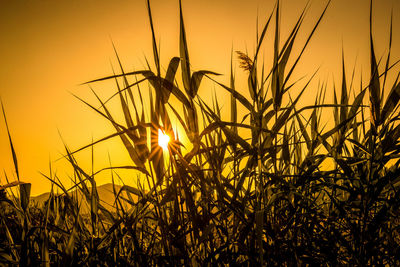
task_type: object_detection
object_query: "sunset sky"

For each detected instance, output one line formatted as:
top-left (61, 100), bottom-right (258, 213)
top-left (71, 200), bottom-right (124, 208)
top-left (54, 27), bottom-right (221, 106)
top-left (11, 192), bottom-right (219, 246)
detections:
top-left (1, 0), bottom-right (399, 196)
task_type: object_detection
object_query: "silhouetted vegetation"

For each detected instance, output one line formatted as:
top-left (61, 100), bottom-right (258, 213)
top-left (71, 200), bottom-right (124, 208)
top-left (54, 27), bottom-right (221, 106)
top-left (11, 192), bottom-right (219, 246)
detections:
top-left (1, 0), bottom-right (400, 265)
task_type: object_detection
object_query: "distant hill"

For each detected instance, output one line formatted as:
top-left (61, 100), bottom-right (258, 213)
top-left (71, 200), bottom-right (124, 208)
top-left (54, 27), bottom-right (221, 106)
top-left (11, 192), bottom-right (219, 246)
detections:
top-left (31, 183), bottom-right (139, 213)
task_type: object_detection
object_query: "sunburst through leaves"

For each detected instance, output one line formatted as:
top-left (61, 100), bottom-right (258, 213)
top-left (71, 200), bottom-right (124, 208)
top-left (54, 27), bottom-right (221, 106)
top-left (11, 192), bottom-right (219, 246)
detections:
top-left (158, 128), bottom-right (170, 150)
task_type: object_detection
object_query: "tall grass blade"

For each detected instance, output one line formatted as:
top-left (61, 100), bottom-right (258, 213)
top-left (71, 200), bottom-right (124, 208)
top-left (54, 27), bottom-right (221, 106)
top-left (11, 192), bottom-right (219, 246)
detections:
top-left (283, 0), bottom-right (331, 88)
top-left (382, 9), bottom-right (393, 94)
top-left (162, 57), bottom-right (180, 103)
top-left (1, 101), bottom-right (19, 180)
top-left (230, 50), bottom-right (238, 134)
top-left (179, 0), bottom-right (191, 96)
top-left (369, 0), bottom-right (381, 126)
top-left (146, 0), bottom-right (160, 76)
top-left (340, 49), bottom-right (348, 125)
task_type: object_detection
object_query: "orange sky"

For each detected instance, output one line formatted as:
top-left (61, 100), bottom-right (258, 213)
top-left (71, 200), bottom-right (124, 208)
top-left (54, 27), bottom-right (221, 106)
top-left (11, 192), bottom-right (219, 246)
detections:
top-left (1, 0), bottom-right (399, 195)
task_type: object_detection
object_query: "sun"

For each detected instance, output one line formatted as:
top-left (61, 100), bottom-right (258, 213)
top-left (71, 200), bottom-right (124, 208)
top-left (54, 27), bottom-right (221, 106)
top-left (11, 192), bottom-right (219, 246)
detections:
top-left (158, 129), bottom-right (170, 150)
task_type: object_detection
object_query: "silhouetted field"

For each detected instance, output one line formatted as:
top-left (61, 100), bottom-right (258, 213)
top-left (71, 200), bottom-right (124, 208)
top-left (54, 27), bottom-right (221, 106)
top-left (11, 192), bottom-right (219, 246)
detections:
top-left (1, 0), bottom-right (400, 265)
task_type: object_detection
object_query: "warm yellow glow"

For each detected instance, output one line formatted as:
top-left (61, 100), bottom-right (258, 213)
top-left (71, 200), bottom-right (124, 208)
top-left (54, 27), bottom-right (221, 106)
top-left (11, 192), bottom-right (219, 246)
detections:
top-left (158, 129), bottom-right (170, 150)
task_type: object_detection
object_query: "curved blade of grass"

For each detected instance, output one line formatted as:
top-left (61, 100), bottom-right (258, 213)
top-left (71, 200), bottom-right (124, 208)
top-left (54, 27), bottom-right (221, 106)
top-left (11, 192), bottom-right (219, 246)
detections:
top-left (190, 70), bottom-right (220, 98)
top-left (162, 57), bottom-right (180, 103)
top-left (348, 88), bottom-right (367, 122)
top-left (253, 3), bottom-right (276, 62)
top-left (382, 9), bottom-right (393, 92)
top-left (369, 0), bottom-right (381, 126)
top-left (146, 0), bottom-right (160, 76)
top-left (230, 49), bottom-right (238, 134)
top-left (82, 70), bottom-right (150, 85)
top-left (340, 49), bottom-right (348, 125)
top-left (282, 0), bottom-right (331, 89)
top-left (1, 101), bottom-right (19, 180)
top-left (179, 0), bottom-right (191, 96)
top-left (93, 166), bottom-right (149, 177)
top-left (271, 0), bottom-right (280, 111)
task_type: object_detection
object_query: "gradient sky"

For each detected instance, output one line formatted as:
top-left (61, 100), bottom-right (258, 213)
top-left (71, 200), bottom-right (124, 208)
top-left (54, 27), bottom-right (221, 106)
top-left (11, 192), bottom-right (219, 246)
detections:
top-left (1, 0), bottom-right (399, 195)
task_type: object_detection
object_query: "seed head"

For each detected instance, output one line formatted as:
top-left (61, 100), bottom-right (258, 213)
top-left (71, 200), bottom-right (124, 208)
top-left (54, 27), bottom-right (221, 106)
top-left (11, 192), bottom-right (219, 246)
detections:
top-left (236, 51), bottom-right (253, 72)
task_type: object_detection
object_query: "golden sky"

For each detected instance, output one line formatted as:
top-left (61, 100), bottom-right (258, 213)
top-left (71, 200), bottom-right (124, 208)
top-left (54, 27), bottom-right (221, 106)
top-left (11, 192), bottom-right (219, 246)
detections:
top-left (0, 0), bottom-right (399, 195)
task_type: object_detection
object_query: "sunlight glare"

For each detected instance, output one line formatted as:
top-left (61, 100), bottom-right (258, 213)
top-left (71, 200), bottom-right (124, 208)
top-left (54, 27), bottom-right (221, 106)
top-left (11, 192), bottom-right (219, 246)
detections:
top-left (158, 129), bottom-right (170, 150)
